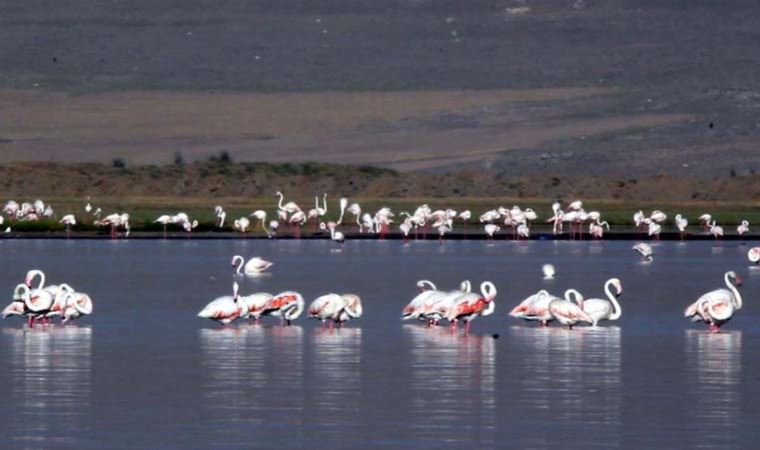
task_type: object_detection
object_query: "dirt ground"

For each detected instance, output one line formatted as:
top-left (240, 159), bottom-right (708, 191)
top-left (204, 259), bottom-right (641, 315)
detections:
top-left (0, 87), bottom-right (692, 171)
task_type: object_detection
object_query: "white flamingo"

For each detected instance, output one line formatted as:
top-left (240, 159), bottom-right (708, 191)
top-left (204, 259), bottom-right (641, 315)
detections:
top-left (548, 289), bottom-right (593, 329)
top-left (308, 293), bottom-right (363, 328)
top-left (748, 247), bottom-right (760, 264)
top-left (684, 271), bottom-right (742, 333)
top-left (675, 214), bottom-right (688, 239)
top-left (542, 264), bottom-right (555, 280)
top-left (737, 220), bottom-right (750, 236)
top-left (60, 214), bottom-right (76, 238)
top-left (632, 243), bottom-right (653, 262)
top-left (582, 278), bottom-right (623, 326)
top-left (231, 255), bottom-right (274, 275)
top-left (197, 282), bottom-right (246, 325)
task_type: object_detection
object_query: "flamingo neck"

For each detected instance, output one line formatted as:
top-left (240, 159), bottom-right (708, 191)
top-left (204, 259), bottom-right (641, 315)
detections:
top-left (337, 201), bottom-right (346, 225)
top-left (277, 193), bottom-right (285, 210)
top-left (726, 273), bottom-right (742, 309)
top-left (233, 256), bottom-right (244, 274)
top-left (606, 280), bottom-right (622, 320)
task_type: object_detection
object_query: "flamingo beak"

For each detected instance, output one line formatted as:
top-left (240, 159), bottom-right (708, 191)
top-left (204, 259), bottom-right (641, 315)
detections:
top-left (735, 276), bottom-right (743, 286)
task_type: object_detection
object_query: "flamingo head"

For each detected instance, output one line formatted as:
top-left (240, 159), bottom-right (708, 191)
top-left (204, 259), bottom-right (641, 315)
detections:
top-left (610, 278), bottom-right (623, 296)
top-left (729, 271), bottom-right (742, 286)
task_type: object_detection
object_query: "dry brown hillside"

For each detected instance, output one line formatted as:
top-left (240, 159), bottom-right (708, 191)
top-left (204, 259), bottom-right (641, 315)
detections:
top-left (3, 161), bottom-right (760, 204)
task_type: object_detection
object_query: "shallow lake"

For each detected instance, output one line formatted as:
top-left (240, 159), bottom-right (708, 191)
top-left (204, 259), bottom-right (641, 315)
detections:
top-left (0, 239), bottom-right (758, 449)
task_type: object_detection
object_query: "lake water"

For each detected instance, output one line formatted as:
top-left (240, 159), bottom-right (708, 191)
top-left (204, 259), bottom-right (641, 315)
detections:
top-left (0, 239), bottom-right (758, 449)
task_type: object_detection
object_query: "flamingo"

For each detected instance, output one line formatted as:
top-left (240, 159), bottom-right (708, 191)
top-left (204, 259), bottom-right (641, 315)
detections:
top-left (233, 217), bottom-right (250, 234)
top-left (684, 271), bottom-right (742, 333)
top-left (231, 255), bottom-right (274, 275)
top-left (155, 215), bottom-right (173, 239)
top-left (240, 292), bottom-right (274, 323)
top-left (96, 212), bottom-right (130, 239)
top-left (320, 222), bottom-right (345, 248)
top-left (737, 220), bottom-right (750, 236)
top-left (633, 210), bottom-right (646, 232)
top-left (748, 247), bottom-right (760, 264)
top-left (4, 200), bottom-right (19, 217)
top-left (516, 223), bottom-right (530, 240)
top-left (509, 290), bottom-right (555, 326)
top-left (648, 222), bottom-right (661, 240)
top-left (675, 214), bottom-right (688, 240)
top-left (458, 210), bottom-right (472, 236)
top-left (260, 291), bottom-right (305, 326)
top-left (1, 284), bottom-right (29, 322)
top-left (548, 289), bottom-right (593, 329)
top-left (308, 293), bottom-right (363, 328)
top-left (542, 264), bottom-right (555, 280)
top-left (55, 284), bottom-right (94, 323)
top-left (60, 214), bottom-right (76, 238)
top-left (589, 220), bottom-right (609, 239)
top-left (437, 222), bottom-right (452, 245)
top-left (698, 214), bottom-right (712, 230)
top-left (484, 224), bottom-right (500, 240)
top-left (399, 219), bottom-right (413, 243)
top-left (547, 202), bottom-right (564, 234)
top-left (632, 243), bottom-right (653, 262)
top-left (425, 281), bottom-right (473, 326)
top-left (582, 278), bottom-right (623, 326)
top-left (650, 210), bottom-right (667, 223)
top-left (709, 221), bottom-right (724, 241)
top-left (268, 220), bottom-right (280, 238)
top-left (60, 287), bottom-right (94, 323)
top-left (446, 281), bottom-right (497, 333)
top-left (347, 202), bottom-right (363, 232)
top-left (182, 219), bottom-right (199, 238)
top-left (401, 280), bottom-right (442, 321)
top-left (275, 191), bottom-right (301, 214)
top-left (288, 211), bottom-right (306, 239)
top-left (214, 206), bottom-right (226, 228)
top-left (197, 282), bottom-right (245, 325)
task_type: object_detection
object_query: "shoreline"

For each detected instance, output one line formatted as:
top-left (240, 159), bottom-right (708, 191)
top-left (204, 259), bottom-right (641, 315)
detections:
top-left (2, 231), bottom-right (756, 241)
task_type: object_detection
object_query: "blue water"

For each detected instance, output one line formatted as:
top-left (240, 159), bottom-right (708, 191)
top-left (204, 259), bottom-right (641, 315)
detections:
top-left (0, 239), bottom-right (757, 449)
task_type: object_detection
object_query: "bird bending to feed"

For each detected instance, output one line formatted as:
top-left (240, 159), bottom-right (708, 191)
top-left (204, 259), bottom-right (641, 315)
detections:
top-left (548, 289), bottom-right (593, 329)
top-left (684, 271), bottom-right (742, 333)
top-left (748, 247), bottom-right (760, 264)
top-left (308, 293), bottom-right (363, 328)
top-left (60, 214), bottom-right (76, 238)
top-left (231, 255), bottom-right (273, 275)
top-left (582, 278), bottom-right (623, 326)
top-left (320, 222), bottom-right (345, 248)
top-left (259, 291), bottom-right (305, 326)
top-left (633, 243), bottom-right (653, 262)
top-left (737, 220), bottom-right (750, 236)
top-left (198, 282), bottom-right (245, 325)
top-left (240, 292), bottom-right (274, 323)
top-left (445, 281), bottom-right (497, 333)
top-left (542, 264), bottom-right (555, 280)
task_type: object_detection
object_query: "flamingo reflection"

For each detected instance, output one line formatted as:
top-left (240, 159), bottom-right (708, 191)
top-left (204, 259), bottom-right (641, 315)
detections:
top-left (3, 326), bottom-right (92, 447)
top-left (404, 326), bottom-right (496, 446)
top-left (685, 330), bottom-right (741, 449)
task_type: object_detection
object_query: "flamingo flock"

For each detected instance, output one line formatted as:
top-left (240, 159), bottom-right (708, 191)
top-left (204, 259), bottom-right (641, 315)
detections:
top-left (198, 281), bottom-right (364, 328)
top-left (2, 269), bottom-right (93, 326)
top-left (7, 193), bottom-right (754, 245)
top-left (401, 280), bottom-right (497, 334)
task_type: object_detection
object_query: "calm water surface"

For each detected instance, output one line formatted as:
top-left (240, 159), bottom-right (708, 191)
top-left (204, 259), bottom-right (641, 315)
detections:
top-left (0, 239), bottom-right (758, 449)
